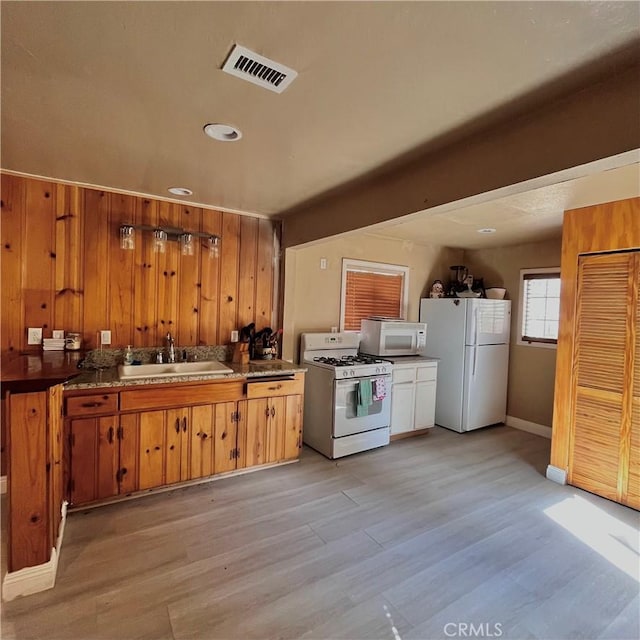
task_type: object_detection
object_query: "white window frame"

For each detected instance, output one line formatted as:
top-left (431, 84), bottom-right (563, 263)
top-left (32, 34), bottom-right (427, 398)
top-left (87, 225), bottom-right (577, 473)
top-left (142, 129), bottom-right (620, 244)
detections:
top-left (517, 267), bottom-right (561, 350)
top-left (340, 259), bottom-right (410, 332)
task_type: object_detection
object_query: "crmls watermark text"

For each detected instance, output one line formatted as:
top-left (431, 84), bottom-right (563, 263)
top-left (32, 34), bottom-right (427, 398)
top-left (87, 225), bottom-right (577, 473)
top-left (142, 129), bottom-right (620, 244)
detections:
top-left (444, 622), bottom-right (503, 637)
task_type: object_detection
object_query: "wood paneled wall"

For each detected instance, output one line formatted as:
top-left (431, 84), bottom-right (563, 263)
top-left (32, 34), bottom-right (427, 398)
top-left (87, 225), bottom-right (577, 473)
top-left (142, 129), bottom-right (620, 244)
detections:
top-left (1, 174), bottom-right (277, 352)
top-left (550, 197), bottom-right (640, 474)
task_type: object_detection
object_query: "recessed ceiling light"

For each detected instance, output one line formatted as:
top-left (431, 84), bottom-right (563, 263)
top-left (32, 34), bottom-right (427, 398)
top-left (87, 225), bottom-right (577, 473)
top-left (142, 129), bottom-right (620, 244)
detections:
top-left (203, 123), bottom-right (243, 142)
top-left (168, 187), bottom-right (193, 196)
top-left (477, 228), bottom-right (496, 234)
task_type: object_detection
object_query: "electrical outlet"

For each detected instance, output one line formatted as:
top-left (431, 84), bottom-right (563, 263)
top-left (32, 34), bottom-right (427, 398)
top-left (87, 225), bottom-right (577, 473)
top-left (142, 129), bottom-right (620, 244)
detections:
top-left (27, 327), bottom-right (43, 345)
top-left (100, 330), bottom-right (112, 345)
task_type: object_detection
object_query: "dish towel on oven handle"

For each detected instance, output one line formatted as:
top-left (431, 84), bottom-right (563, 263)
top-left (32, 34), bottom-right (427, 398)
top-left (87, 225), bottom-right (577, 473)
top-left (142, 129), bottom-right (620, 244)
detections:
top-left (372, 377), bottom-right (387, 401)
top-left (356, 379), bottom-right (373, 417)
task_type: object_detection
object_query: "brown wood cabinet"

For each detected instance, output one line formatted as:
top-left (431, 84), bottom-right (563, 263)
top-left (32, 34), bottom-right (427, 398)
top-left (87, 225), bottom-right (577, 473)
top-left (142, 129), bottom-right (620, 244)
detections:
top-left (6, 385), bottom-right (64, 572)
top-left (239, 382), bottom-right (303, 467)
top-left (68, 411), bottom-right (140, 502)
top-left (64, 375), bottom-right (305, 507)
top-left (567, 251), bottom-right (639, 508)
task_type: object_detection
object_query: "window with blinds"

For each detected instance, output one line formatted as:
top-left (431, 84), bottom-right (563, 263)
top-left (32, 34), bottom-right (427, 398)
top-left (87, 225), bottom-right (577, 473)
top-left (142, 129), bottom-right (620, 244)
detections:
top-left (340, 259), bottom-right (409, 332)
top-left (519, 268), bottom-right (561, 345)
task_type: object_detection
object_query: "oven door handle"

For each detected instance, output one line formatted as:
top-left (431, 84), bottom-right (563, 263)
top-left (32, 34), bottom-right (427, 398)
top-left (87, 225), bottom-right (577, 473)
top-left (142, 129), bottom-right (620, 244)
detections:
top-left (335, 374), bottom-right (391, 387)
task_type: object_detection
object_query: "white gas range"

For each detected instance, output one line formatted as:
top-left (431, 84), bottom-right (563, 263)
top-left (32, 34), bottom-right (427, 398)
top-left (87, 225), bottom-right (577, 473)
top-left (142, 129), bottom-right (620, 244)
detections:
top-left (301, 332), bottom-right (392, 459)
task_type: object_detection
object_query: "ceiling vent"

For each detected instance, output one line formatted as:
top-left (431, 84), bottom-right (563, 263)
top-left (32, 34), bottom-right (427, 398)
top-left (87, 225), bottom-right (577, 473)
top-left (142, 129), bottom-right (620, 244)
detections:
top-left (221, 44), bottom-right (298, 94)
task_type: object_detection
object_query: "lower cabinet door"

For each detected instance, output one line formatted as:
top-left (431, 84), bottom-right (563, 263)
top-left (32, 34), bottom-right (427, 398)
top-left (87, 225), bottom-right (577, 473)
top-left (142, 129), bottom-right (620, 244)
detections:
top-left (138, 410), bottom-right (166, 490)
top-left (165, 408), bottom-right (190, 485)
top-left (415, 380), bottom-right (436, 430)
top-left (190, 404), bottom-right (214, 479)
top-left (243, 398), bottom-right (269, 467)
top-left (70, 417), bottom-right (119, 505)
top-left (283, 394), bottom-right (303, 460)
top-left (118, 413), bottom-right (140, 495)
top-left (390, 383), bottom-right (415, 435)
top-left (266, 396), bottom-right (286, 463)
top-left (214, 402), bottom-right (238, 474)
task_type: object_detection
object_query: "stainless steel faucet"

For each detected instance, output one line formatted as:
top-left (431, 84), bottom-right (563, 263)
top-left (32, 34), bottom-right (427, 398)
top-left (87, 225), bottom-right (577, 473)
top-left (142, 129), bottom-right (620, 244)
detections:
top-left (166, 332), bottom-right (176, 363)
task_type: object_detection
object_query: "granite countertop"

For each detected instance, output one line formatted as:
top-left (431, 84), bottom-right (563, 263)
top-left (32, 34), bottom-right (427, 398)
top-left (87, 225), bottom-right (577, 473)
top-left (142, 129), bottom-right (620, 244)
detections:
top-left (65, 359), bottom-right (306, 390)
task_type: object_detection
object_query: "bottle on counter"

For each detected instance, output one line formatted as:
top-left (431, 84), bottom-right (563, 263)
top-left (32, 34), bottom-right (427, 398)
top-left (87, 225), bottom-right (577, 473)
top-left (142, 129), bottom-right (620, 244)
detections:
top-left (124, 345), bottom-right (134, 365)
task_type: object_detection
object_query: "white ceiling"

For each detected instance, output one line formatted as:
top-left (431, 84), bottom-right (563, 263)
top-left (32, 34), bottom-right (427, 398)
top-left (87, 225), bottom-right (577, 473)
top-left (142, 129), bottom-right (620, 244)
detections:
top-left (2, 0), bottom-right (639, 228)
top-left (367, 161), bottom-right (640, 249)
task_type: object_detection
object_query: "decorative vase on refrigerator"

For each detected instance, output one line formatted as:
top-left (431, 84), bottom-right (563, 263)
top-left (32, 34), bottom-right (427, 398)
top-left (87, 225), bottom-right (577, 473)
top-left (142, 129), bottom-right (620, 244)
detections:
top-left (419, 298), bottom-right (511, 432)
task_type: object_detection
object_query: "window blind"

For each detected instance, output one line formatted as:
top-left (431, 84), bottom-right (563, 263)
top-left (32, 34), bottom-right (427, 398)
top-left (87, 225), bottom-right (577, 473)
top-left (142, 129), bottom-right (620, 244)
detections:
top-left (521, 272), bottom-right (561, 343)
top-left (343, 269), bottom-right (404, 331)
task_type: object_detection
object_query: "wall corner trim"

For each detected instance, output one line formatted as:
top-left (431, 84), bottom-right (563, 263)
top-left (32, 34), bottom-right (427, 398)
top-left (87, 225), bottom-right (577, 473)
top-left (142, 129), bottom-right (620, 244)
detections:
top-left (506, 415), bottom-right (552, 439)
top-left (546, 465), bottom-right (568, 485)
top-left (0, 476), bottom-right (6, 495)
top-left (2, 501), bottom-right (67, 601)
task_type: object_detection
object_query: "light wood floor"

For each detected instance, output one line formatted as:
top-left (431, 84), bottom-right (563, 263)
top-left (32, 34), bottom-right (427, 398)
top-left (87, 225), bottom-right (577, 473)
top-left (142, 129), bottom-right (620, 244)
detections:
top-left (2, 425), bottom-right (639, 640)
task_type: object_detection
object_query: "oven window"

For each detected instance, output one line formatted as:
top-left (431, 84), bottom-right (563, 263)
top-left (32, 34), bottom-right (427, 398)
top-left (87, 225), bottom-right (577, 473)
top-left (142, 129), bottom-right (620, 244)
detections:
top-left (345, 388), bottom-right (384, 419)
top-left (384, 334), bottom-right (413, 350)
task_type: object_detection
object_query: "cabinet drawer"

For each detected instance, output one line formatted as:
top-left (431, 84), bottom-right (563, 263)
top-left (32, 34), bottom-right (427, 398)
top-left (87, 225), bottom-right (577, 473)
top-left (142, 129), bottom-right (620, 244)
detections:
top-left (392, 367), bottom-right (416, 384)
top-left (66, 393), bottom-right (118, 417)
top-left (246, 376), bottom-right (304, 399)
top-left (120, 380), bottom-right (244, 411)
top-left (416, 365), bottom-right (437, 382)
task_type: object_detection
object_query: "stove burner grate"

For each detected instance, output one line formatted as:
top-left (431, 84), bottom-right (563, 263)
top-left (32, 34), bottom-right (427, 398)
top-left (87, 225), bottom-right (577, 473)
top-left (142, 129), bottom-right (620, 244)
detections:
top-left (312, 355), bottom-right (385, 367)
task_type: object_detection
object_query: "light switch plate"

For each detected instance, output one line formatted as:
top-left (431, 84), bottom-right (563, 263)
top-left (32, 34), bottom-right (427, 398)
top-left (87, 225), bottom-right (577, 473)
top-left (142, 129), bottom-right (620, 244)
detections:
top-left (320, 258), bottom-right (327, 270)
top-left (27, 327), bottom-right (43, 345)
top-left (100, 330), bottom-right (112, 345)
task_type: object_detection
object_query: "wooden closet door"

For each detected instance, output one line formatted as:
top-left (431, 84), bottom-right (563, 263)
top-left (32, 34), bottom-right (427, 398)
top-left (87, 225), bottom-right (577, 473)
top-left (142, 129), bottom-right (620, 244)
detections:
top-left (625, 253), bottom-right (640, 509)
top-left (569, 251), bottom-right (639, 504)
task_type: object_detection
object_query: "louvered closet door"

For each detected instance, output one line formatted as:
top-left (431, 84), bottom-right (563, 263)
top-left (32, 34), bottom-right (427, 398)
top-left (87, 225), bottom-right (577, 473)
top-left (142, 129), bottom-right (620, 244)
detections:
top-left (626, 254), bottom-right (640, 508)
top-left (569, 251), bottom-right (639, 505)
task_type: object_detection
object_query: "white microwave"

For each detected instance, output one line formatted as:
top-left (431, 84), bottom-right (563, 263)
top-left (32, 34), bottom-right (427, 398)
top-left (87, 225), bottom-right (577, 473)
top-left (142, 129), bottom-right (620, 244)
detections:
top-left (359, 319), bottom-right (427, 357)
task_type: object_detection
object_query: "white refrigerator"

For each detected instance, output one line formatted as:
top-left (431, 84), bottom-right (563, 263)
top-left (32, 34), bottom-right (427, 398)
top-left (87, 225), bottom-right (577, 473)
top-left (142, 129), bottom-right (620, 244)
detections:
top-left (419, 298), bottom-right (511, 432)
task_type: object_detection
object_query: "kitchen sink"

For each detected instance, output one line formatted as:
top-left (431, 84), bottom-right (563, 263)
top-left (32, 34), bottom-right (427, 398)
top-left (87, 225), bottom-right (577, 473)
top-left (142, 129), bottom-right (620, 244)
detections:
top-left (118, 361), bottom-right (233, 380)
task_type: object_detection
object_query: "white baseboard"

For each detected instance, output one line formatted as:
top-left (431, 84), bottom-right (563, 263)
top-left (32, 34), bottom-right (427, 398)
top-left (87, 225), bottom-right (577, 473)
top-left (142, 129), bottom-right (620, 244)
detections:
top-left (506, 415), bottom-right (552, 439)
top-left (2, 501), bottom-right (67, 601)
top-left (0, 476), bottom-right (6, 495)
top-left (546, 464), bottom-right (568, 485)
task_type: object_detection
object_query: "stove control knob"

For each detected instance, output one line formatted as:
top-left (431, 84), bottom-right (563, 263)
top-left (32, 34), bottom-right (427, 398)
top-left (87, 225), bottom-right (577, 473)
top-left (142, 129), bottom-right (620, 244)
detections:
top-left (350, 369), bottom-right (355, 377)
top-left (342, 370), bottom-right (348, 378)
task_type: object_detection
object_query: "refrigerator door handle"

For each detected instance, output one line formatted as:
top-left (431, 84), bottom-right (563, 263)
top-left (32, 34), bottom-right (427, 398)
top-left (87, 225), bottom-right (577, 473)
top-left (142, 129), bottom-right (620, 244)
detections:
top-left (472, 344), bottom-right (477, 376)
top-left (474, 306), bottom-right (479, 346)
